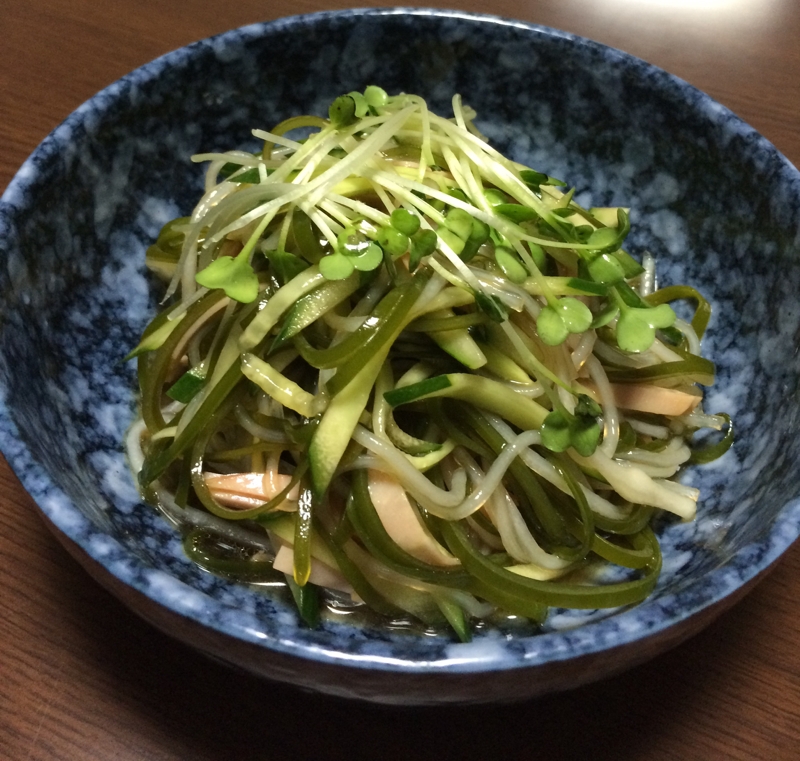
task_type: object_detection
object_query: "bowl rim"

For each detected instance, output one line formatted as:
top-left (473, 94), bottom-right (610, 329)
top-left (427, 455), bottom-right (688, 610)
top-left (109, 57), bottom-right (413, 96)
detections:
top-left (2, 6), bottom-right (800, 678)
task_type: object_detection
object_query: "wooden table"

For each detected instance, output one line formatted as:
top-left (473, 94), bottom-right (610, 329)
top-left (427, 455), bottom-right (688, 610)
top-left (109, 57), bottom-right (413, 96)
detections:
top-left (2, 1), bottom-right (799, 758)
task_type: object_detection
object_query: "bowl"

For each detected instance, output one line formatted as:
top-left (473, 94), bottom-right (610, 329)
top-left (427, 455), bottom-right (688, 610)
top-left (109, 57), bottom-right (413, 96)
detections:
top-left (1, 7), bottom-right (800, 705)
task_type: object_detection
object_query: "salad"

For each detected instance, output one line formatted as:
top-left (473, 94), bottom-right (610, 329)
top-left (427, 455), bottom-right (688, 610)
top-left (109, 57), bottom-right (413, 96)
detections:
top-left (127, 87), bottom-right (732, 640)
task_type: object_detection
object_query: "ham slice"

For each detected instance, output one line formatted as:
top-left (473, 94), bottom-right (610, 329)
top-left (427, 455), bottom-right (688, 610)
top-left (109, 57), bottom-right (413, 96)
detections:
top-left (272, 544), bottom-right (354, 595)
top-left (367, 469), bottom-right (460, 567)
top-left (204, 470), bottom-right (299, 510)
top-left (581, 381), bottom-right (701, 416)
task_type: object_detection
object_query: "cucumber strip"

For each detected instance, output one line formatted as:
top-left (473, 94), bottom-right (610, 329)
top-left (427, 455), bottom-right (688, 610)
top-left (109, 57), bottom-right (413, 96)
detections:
top-left (404, 440), bottom-right (456, 471)
top-left (384, 373), bottom-right (548, 432)
top-left (238, 267), bottom-right (325, 351)
top-left (286, 576), bottom-right (320, 627)
top-left (293, 488), bottom-right (314, 586)
top-left (432, 593), bottom-right (472, 642)
top-left (241, 352), bottom-right (325, 417)
top-left (475, 341), bottom-right (532, 383)
top-left (407, 311), bottom-right (487, 332)
top-left (166, 366), bottom-right (206, 403)
top-left (522, 276), bottom-right (608, 298)
top-left (386, 418), bottom-right (443, 456)
top-left (308, 273), bottom-right (430, 499)
top-left (325, 271), bottom-right (432, 396)
top-left (294, 285), bottom-right (407, 370)
top-left (308, 348), bottom-right (386, 499)
top-left (271, 273), bottom-right (359, 349)
top-left (406, 307), bottom-right (487, 370)
top-left (384, 375), bottom-right (452, 406)
top-left (373, 362), bottom-right (439, 456)
top-left (430, 327), bottom-right (487, 370)
top-left (268, 511), bottom-right (339, 568)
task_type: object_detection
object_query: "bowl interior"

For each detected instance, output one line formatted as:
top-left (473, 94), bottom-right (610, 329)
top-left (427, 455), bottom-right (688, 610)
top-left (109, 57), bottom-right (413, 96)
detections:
top-left (2, 8), bottom-right (800, 692)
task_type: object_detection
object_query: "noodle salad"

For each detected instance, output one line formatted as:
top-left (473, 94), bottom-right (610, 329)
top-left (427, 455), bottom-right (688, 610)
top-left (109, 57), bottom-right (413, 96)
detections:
top-left (128, 88), bottom-right (732, 640)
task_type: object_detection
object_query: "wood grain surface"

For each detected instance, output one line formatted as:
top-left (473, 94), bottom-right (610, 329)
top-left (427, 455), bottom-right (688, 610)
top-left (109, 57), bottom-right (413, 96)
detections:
top-left (2, 1), bottom-right (799, 759)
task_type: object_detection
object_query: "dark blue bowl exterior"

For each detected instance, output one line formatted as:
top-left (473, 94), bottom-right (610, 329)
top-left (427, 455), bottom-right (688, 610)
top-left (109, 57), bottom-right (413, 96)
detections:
top-left (1, 8), bottom-right (800, 702)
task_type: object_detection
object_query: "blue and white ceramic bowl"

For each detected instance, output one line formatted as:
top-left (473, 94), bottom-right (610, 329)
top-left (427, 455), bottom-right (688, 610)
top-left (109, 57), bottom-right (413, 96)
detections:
top-left (2, 8), bottom-right (799, 705)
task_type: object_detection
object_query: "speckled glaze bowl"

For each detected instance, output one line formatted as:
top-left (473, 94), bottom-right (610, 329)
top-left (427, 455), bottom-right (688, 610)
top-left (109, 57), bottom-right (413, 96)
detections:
top-left (1, 8), bottom-right (799, 705)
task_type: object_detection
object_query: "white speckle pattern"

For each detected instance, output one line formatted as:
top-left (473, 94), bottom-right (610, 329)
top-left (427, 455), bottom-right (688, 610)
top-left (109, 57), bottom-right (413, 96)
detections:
top-left (443, 631), bottom-right (508, 664)
top-left (0, 9), bottom-right (799, 703)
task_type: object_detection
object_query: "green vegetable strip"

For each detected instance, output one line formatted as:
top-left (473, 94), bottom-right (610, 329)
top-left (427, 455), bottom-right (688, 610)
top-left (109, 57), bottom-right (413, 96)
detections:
top-left (470, 577), bottom-right (549, 623)
top-left (241, 353), bottom-right (321, 417)
top-left (239, 267), bottom-right (326, 351)
top-left (286, 576), bottom-right (320, 627)
top-left (138, 290), bottom-right (227, 431)
top-left (167, 367), bottom-right (206, 404)
top-left (294, 286), bottom-right (406, 369)
top-left (522, 277), bottom-right (608, 298)
top-left (183, 529), bottom-right (276, 581)
top-left (383, 375), bottom-right (452, 406)
top-left (272, 274), bottom-right (359, 349)
top-left (127, 305), bottom-right (183, 360)
top-left (432, 594), bottom-right (472, 642)
top-left (384, 373), bottom-right (548, 432)
top-left (140, 360), bottom-right (244, 486)
top-left (592, 504), bottom-right (655, 536)
top-left (605, 357), bottom-right (715, 386)
top-left (293, 487), bottom-right (314, 586)
top-left (189, 411), bottom-right (309, 520)
top-left (688, 413), bottom-right (734, 464)
top-left (206, 440), bottom-right (288, 461)
top-left (475, 341), bottom-right (532, 383)
top-left (314, 518), bottom-right (405, 618)
top-left (645, 284), bottom-right (711, 339)
top-left (308, 349), bottom-right (386, 499)
top-left (589, 529), bottom-right (656, 570)
top-left (546, 460), bottom-right (656, 568)
top-left (429, 400), bottom-right (495, 460)
top-left (326, 271), bottom-right (432, 397)
top-left (548, 455), bottom-right (595, 563)
top-left (441, 520), bottom-right (661, 609)
top-left (407, 312), bottom-right (488, 332)
top-left (290, 209), bottom-right (327, 263)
